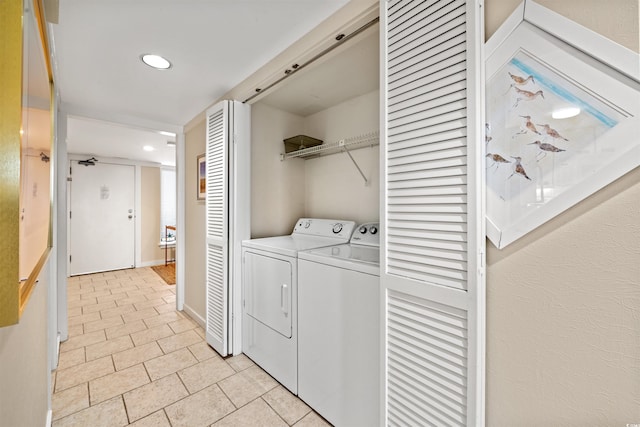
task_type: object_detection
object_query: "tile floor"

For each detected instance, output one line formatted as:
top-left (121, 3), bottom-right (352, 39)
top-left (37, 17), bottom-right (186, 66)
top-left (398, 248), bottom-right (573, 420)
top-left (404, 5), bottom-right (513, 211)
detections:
top-left (52, 267), bottom-right (331, 427)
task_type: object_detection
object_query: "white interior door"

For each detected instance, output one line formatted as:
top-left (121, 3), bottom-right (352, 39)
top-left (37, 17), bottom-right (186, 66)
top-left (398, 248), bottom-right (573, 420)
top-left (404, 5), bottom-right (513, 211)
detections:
top-left (69, 161), bottom-right (135, 275)
top-left (381, 0), bottom-right (485, 425)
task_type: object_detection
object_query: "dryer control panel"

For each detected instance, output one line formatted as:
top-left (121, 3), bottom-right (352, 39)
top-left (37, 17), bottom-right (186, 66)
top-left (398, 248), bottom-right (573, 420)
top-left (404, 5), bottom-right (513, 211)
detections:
top-left (292, 218), bottom-right (356, 240)
top-left (350, 222), bottom-right (380, 247)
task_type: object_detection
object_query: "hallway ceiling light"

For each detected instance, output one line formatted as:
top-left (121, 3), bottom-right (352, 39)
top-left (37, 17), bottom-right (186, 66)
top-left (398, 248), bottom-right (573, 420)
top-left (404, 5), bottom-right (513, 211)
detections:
top-left (140, 54), bottom-right (172, 70)
top-left (143, 145), bottom-right (155, 151)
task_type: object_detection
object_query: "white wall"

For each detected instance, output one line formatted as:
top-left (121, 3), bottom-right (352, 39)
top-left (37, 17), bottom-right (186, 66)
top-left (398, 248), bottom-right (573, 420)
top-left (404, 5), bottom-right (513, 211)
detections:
top-left (303, 90), bottom-right (379, 224)
top-left (250, 103), bottom-right (306, 238)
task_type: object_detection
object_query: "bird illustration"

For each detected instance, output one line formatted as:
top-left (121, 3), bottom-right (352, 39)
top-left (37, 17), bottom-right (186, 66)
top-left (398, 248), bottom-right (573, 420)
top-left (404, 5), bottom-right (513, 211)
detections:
top-left (486, 153), bottom-right (510, 171)
top-left (508, 72), bottom-right (535, 86)
top-left (513, 87), bottom-right (545, 108)
top-left (514, 115), bottom-right (541, 137)
top-left (485, 135), bottom-right (492, 145)
top-left (537, 124), bottom-right (569, 141)
top-left (509, 156), bottom-right (531, 180)
top-left (529, 140), bottom-right (566, 160)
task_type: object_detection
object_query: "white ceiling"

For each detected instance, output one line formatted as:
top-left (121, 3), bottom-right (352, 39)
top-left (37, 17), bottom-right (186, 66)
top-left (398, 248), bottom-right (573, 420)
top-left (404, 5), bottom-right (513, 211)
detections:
top-left (51, 0), bottom-right (351, 166)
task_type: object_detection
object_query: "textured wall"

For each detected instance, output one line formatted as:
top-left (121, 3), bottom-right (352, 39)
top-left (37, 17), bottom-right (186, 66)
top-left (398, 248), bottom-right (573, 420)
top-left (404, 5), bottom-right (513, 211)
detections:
top-left (303, 90), bottom-right (380, 225)
top-left (184, 120), bottom-right (207, 318)
top-left (484, 0), bottom-right (640, 424)
top-left (250, 103), bottom-right (306, 238)
top-left (140, 166), bottom-right (164, 263)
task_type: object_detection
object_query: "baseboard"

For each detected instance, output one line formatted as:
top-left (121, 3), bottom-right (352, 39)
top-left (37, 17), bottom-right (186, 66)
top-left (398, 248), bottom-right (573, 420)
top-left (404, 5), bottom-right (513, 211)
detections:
top-left (138, 259), bottom-right (167, 267)
top-left (45, 409), bottom-right (52, 427)
top-left (182, 303), bottom-right (205, 328)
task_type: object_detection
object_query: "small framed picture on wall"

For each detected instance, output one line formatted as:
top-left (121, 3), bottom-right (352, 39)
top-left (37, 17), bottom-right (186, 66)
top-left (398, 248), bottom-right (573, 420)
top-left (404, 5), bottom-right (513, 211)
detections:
top-left (197, 154), bottom-right (206, 201)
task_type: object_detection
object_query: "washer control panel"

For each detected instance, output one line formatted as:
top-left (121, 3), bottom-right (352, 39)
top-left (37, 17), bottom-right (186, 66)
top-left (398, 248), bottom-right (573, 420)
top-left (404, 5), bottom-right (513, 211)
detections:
top-left (292, 218), bottom-right (356, 239)
top-left (350, 222), bottom-right (380, 247)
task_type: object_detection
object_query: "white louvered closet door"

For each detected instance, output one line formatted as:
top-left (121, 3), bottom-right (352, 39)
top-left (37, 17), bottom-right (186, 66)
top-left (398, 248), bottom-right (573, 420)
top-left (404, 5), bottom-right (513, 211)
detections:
top-left (381, 0), bottom-right (485, 426)
top-left (206, 101), bottom-right (231, 356)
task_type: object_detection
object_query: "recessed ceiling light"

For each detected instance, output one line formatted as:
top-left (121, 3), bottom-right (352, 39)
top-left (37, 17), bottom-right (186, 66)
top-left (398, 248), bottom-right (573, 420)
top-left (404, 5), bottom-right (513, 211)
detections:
top-left (143, 145), bottom-right (155, 151)
top-left (158, 131), bottom-right (176, 137)
top-left (140, 54), bottom-right (172, 70)
top-left (552, 107), bottom-right (580, 119)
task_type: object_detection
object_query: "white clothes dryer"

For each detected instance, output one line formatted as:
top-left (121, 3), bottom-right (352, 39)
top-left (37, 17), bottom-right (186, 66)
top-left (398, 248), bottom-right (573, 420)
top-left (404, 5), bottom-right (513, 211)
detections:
top-left (298, 222), bottom-right (380, 427)
top-left (241, 218), bottom-right (356, 394)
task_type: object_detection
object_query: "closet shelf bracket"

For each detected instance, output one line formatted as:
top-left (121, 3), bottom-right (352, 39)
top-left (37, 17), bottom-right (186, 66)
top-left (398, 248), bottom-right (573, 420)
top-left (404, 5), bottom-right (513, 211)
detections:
top-left (340, 140), bottom-right (368, 185)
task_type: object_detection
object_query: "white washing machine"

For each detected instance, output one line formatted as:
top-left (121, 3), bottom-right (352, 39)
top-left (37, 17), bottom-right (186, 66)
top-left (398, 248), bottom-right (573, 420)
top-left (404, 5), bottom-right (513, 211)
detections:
top-left (298, 222), bottom-right (380, 427)
top-left (242, 218), bottom-right (356, 394)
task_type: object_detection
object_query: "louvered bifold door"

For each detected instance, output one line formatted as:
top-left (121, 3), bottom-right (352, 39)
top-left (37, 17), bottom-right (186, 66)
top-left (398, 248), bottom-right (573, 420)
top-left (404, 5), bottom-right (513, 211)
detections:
top-left (381, 0), bottom-right (485, 426)
top-left (205, 101), bottom-right (231, 356)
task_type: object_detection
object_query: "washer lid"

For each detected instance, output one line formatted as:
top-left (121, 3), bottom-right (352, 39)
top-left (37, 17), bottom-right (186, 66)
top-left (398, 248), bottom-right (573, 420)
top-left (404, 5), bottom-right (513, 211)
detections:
top-left (299, 243), bottom-right (380, 268)
top-left (242, 235), bottom-right (350, 257)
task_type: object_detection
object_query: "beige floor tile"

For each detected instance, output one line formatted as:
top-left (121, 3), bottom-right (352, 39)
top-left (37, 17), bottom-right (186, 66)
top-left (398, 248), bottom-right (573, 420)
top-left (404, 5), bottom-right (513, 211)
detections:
top-left (293, 411), bottom-right (332, 427)
top-left (187, 342), bottom-right (218, 362)
top-left (81, 300), bottom-right (117, 314)
top-left (67, 311), bottom-right (101, 326)
top-left (226, 353), bottom-right (255, 372)
top-left (143, 311), bottom-right (184, 328)
top-left (154, 302), bottom-right (177, 314)
top-left (97, 291), bottom-right (128, 304)
top-left (123, 307), bottom-right (161, 323)
top-left (100, 303), bottom-right (136, 319)
top-left (85, 335), bottom-right (134, 361)
top-left (213, 398), bottom-right (287, 427)
top-left (168, 317), bottom-right (197, 334)
top-left (126, 289), bottom-right (149, 297)
top-left (163, 294), bottom-right (176, 304)
top-left (123, 374), bottom-right (189, 422)
top-left (67, 324), bottom-right (84, 338)
top-left (52, 383), bottom-right (89, 421)
top-left (144, 347), bottom-right (198, 381)
top-left (127, 410), bottom-right (171, 427)
top-left (165, 384), bottom-right (235, 427)
top-left (193, 326), bottom-right (206, 339)
top-left (83, 315), bottom-right (124, 333)
top-left (112, 341), bottom-right (163, 371)
top-left (134, 298), bottom-right (166, 311)
top-left (67, 297), bottom-right (98, 310)
top-left (80, 289), bottom-right (113, 300)
top-left (130, 324), bottom-right (174, 347)
top-left (89, 363), bottom-right (150, 404)
top-left (67, 306), bottom-right (82, 318)
top-left (55, 356), bottom-right (114, 392)
top-left (178, 355), bottom-right (235, 394)
top-left (157, 329), bottom-right (202, 353)
top-left (53, 395), bottom-right (128, 427)
top-left (59, 330), bottom-right (106, 353)
top-left (105, 319), bottom-right (147, 340)
top-left (217, 365), bottom-right (278, 408)
top-left (116, 294), bottom-right (149, 306)
top-left (263, 385), bottom-right (311, 425)
top-left (57, 347), bottom-right (85, 370)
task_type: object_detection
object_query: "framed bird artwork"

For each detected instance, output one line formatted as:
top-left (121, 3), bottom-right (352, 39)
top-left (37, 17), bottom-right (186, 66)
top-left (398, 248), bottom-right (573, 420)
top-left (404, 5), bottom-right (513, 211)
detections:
top-left (484, 0), bottom-right (639, 249)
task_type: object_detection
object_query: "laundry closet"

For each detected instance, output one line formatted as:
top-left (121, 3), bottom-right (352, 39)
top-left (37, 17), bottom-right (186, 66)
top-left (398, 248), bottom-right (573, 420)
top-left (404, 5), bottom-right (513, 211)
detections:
top-left (248, 24), bottom-right (380, 238)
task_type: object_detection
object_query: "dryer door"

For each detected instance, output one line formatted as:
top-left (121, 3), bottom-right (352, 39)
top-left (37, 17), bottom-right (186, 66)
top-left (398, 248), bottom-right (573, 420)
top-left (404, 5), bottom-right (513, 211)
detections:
top-left (244, 251), bottom-right (293, 338)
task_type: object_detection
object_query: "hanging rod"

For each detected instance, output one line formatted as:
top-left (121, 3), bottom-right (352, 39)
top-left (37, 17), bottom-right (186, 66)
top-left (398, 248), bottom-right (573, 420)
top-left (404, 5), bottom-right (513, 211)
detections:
top-left (243, 17), bottom-right (379, 104)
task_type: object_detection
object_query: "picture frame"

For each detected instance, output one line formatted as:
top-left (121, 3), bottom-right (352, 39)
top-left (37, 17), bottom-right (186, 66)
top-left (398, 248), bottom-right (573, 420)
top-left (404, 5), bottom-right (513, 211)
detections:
top-left (485, 0), bottom-right (639, 249)
top-left (197, 153), bottom-right (206, 201)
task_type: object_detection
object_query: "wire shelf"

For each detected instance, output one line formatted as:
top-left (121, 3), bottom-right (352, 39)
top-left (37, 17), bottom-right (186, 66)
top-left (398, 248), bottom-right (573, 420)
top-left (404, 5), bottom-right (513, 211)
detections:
top-left (281, 131), bottom-right (379, 160)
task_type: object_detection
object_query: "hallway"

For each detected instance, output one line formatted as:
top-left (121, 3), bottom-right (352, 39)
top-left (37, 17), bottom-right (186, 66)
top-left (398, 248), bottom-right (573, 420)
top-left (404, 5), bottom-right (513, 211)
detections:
top-left (52, 268), bottom-right (328, 426)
